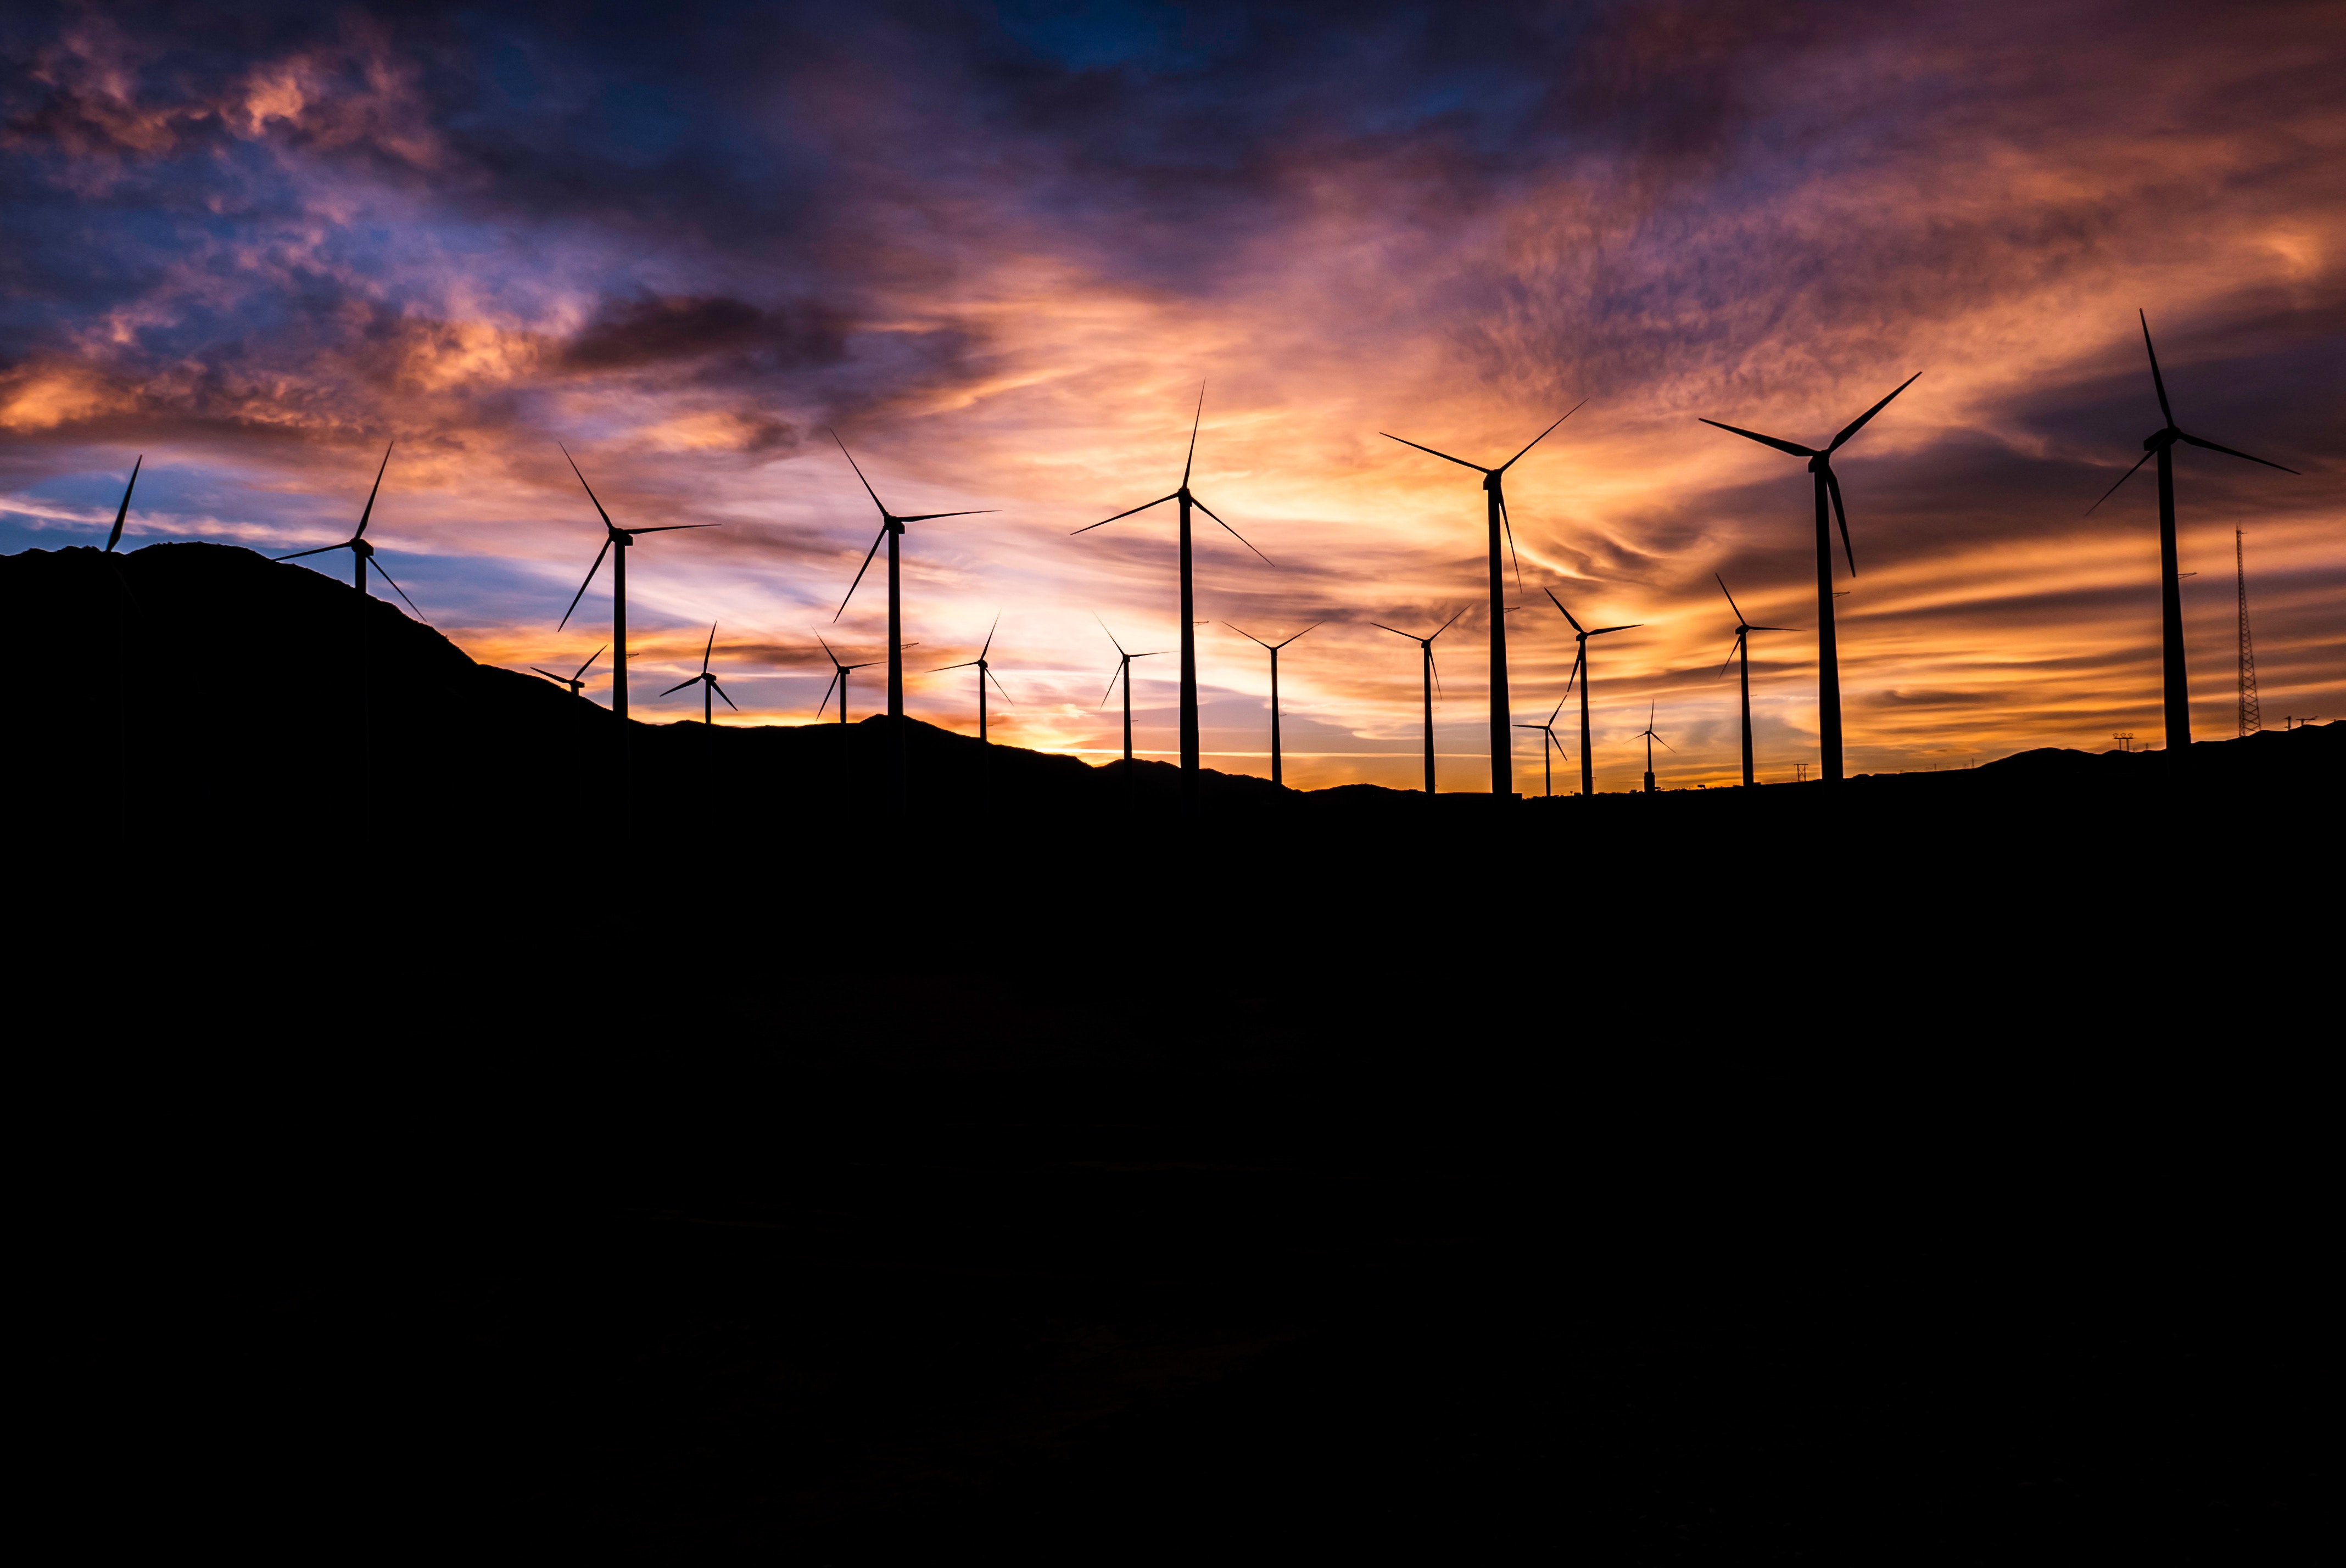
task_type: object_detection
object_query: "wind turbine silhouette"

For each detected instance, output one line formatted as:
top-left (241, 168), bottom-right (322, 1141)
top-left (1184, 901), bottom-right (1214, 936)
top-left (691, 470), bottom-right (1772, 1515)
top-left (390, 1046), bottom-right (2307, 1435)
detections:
top-left (533, 645), bottom-right (607, 699)
top-left (1635, 702), bottom-right (1673, 794)
top-left (932, 615), bottom-right (1013, 742)
top-left (1074, 386), bottom-right (1272, 811)
top-left (815, 636), bottom-right (882, 726)
top-left (103, 456), bottom-right (142, 553)
top-left (2085, 311), bottom-right (2298, 757)
top-left (1714, 575), bottom-right (1796, 789)
top-left (1543, 592), bottom-right (1640, 797)
top-left (1513, 696), bottom-right (1568, 798)
top-left (661, 623), bottom-right (738, 726)
top-left (1701, 373), bottom-right (1917, 785)
top-left (1381, 402), bottom-right (1583, 799)
top-left (275, 444), bottom-right (424, 617)
top-left (829, 432), bottom-right (992, 807)
top-left (1372, 609), bottom-right (1465, 795)
top-left (1098, 618), bottom-right (1166, 793)
top-left (1224, 621), bottom-right (1321, 789)
top-left (555, 446), bottom-right (718, 722)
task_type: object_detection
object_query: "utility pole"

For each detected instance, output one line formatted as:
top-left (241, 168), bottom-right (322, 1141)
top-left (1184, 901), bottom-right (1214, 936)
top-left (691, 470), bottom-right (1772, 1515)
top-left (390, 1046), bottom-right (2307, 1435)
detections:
top-left (2236, 529), bottom-right (2261, 737)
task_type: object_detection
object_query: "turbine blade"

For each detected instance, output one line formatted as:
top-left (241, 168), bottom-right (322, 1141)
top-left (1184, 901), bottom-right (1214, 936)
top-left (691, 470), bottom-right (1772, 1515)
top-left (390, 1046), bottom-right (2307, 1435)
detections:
top-left (560, 444), bottom-right (615, 530)
top-left (353, 442), bottom-right (394, 539)
top-left (1541, 589), bottom-right (1584, 633)
top-left (2176, 433), bottom-right (2299, 474)
top-left (1495, 400), bottom-right (1585, 472)
top-left (979, 613), bottom-right (999, 660)
top-left (1191, 496), bottom-right (1274, 566)
top-left (1094, 614), bottom-right (1129, 658)
top-left (2140, 309), bottom-right (2173, 427)
top-left (713, 681), bottom-right (738, 712)
top-left (896, 510), bottom-right (996, 523)
top-left (572, 645), bottom-right (607, 681)
top-left (1272, 621), bottom-right (1325, 648)
top-left (2083, 447), bottom-right (2155, 516)
top-left (1433, 606), bottom-right (1466, 638)
top-left (1380, 433), bottom-right (1488, 473)
top-left (105, 455), bottom-right (142, 553)
top-left (660, 677), bottom-right (700, 696)
top-left (275, 542), bottom-right (347, 562)
top-left (1548, 696), bottom-right (1566, 725)
top-left (702, 621), bottom-right (717, 673)
top-left (1656, 734), bottom-right (1675, 752)
top-left (1182, 380), bottom-right (1205, 488)
top-left (1224, 621), bottom-right (1274, 650)
top-left (1429, 649), bottom-right (1444, 700)
top-left (986, 668), bottom-right (1015, 704)
top-left (816, 668), bottom-right (841, 717)
top-left (557, 537), bottom-right (613, 631)
top-left (1565, 645), bottom-right (1584, 697)
top-left (1718, 635), bottom-right (1744, 679)
top-left (531, 668), bottom-right (567, 683)
top-left (1714, 572), bottom-right (1746, 626)
top-left (834, 526), bottom-right (889, 621)
top-left (1073, 494), bottom-right (1178, 534)
top-left (1099, 665), bottom-right (1125, 709)
top-left (1498, 489), bottom-right (1522, 593)
top-left (829, 429), bottom-right (891, 519)
top-left (1700, 419), bottom-right (1816, 458)
top-left (1825, 466), bottom-right (1856, 577)
top-left (1369, 623), bottom-right (1419, 641)
top-left (931, 660), bottom-right (980, 671)
top-left (1750, 625), bottom-right (1800, 632)
top-left (627, 523), bottom-right (721, 534)
top-left (1826, 373), bottom-right (1920, 452)
top-left (370, 561), bottom-right (425, 619)
top-left (1589, 624), bottom-right (1642, 636)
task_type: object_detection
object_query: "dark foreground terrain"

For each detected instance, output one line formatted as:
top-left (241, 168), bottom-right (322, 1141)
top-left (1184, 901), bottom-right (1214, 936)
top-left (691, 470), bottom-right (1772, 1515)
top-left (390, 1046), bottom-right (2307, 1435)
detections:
top-left (12, 541), bottom-right (2334, 1561)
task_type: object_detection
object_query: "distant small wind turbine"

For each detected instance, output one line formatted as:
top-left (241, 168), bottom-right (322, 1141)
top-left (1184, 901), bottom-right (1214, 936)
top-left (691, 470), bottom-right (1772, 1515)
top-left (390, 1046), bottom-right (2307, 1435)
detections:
top-left (932, 615), bottom-right (1013, 742)
top-left (2085, 311), bottom-right (2297, 757)
top-left (1634, 702), bottom-right (1673, 794)
top-left (555, 445), bottom-right (719, 722)
top-left (1098, 618), bottom-right (1166, 792)
top-left (276, 443), bottom-right (424, 617)
top-left (1513, 696), bottom-right (1569, 798)
top-left (1373, 609), bottom-right (1465, 795)
top-left (1074, 386), bottom-right (1272, 811)
top-left (1701, 373), bottom-right (1918, 785)
top-left (1544, 592), bottom-right (1640, 797)
top-left (1381, 402), bottom-right (1584, 799)
top-left (533, 645), bottom-right (607, 699)
top-left (1714, 575), bottom-right (1797, 788)
top-left (815, 636), bottom-right (882, 726)
top-left (661, 624), bottom-right (738, 726)
top-left (1224, 621), bottom-right (1321, 789)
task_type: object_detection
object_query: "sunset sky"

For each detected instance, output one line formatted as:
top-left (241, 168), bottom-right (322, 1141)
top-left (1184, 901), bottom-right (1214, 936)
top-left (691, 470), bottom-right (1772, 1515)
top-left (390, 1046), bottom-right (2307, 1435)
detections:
top-left (4, 0), bottom-right (2338, 790)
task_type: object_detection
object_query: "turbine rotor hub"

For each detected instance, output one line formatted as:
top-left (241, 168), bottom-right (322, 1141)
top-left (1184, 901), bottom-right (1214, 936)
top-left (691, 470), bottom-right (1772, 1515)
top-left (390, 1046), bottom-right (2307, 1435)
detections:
top-left (2143, 427), bottom-right (2180, 452)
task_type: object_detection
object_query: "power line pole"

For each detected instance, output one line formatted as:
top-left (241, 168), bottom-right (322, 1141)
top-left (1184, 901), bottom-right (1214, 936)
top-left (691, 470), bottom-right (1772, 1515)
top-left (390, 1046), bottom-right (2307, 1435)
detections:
top-left (2236, 528), bottom-right (2261, 737)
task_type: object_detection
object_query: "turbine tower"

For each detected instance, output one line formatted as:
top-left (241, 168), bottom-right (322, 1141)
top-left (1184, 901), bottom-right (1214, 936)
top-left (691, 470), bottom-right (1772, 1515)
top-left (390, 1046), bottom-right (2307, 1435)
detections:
top-left (1224, 621), bottom-right (1321, 789)
top-left (1382, 402), bottom-right (1584, 799)
top-left (2086, 312), bottom-right (2295, 755)
top-left (661, 623), bottom-right (738, 725)
top-left (1097, 619), bottom-right (1166, 793)
top-left (1074, 387), bottom-right (1272, 812)
top-left (556, 446), bottom-right (718, 722)
top-left (1714, 574), bottom-right (1796, 788)
top-left (829, 432), bottom-right (992, 807)
top-left (1544, 592), bottom-right (1640, 797)
top-left (1513, 697), bottom-right (1568, 798)
top-left (1634, 702), bottom-right (1673, 794)
top-left (2236, 529), bottom-right (2260, 737)
top-left (932, 615), bottom-right (1013, 742)
top-left (1372, 609), bottom-right (1465, 794)
top-left (1701, 373), bottom-right (1918, 783)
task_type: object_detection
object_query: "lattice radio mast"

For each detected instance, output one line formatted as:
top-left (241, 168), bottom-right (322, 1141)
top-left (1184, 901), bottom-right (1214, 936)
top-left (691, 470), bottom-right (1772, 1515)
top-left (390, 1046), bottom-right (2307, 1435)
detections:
top-left (2236, 528), bottom-right (2261, 736)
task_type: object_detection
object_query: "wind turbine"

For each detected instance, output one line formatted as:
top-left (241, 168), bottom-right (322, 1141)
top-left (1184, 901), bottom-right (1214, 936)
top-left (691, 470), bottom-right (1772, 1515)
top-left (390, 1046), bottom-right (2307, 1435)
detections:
top-left (1513, 697), bottom-right (1568, 798)
top-left (932, 615), bottom-right (1013, 742)
top-left (661, 623), bottom-right (738, 726)
top-left (103, 455), bottom-right (142, 553)
top-left (1701, 373), bottom-right (1918, 785)
top-left (2085, 311), bottom-right (2298, 755)
top-left (815, 636), bottom-right (882, 726)
top-left (1098, 618), bottom-right (1166, 792)
top-left (1073, 387), bottom-right (1273, 811)
top-left (275, 444), bottom-right (424, 617)
top-left (1381, 402), bottom-right (1583, 799)
top-left (556, 446), bottom-right (718, 722)
top-left (1543, 592), bottom-right (1640, 797)
top-left (1224, 621), bottom-right (1321, 789)
top-left (532, 645), bottom-right (607, 699)
top-left (1634, 702), bottom-right (1673, 794)
top-left (1714, 575), bottom-right (1797, 788)
top-left (829, 432), bottom-right (993, 806)
top-left (1372, 609), bottom-right (1465, 795)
